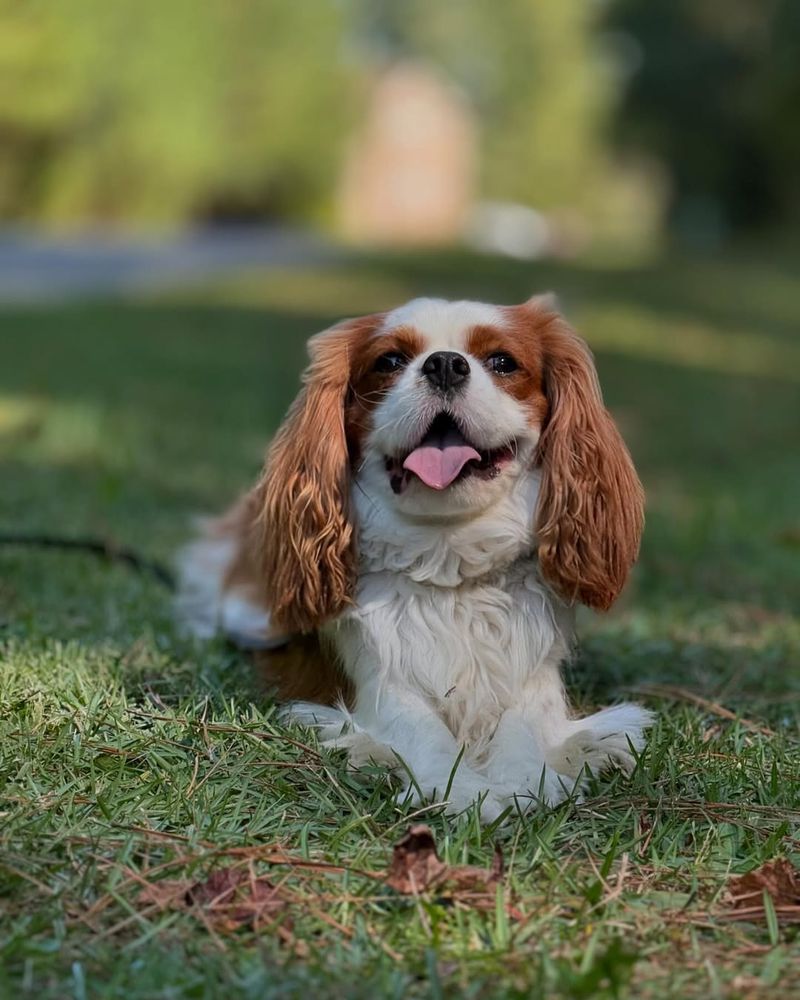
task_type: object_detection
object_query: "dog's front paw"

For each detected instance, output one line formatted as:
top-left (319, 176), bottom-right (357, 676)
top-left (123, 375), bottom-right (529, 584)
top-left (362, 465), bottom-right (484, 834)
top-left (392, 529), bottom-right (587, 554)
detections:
top-left (395, 771), bottom-right (506, 823)
top-left (447, 777), bottom-right (507, 823)
top-left (548, 703), bottom-right (654, 778)
top-left (497, 766), bottom-right (584, 813)
top-left (557, 731), bottom-right (639, 776)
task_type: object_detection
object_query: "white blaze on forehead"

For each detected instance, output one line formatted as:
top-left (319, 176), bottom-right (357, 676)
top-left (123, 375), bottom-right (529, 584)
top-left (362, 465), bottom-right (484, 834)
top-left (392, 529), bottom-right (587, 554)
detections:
top-left (379, 298), bottom-right (505, 352)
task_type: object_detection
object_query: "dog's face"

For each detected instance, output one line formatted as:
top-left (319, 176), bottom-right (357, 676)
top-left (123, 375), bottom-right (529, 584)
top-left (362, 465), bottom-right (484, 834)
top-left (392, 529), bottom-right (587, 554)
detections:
top-left (349, 298), bottom-right (547, 521)
top-left (258, 296), bottom-right (644, 633)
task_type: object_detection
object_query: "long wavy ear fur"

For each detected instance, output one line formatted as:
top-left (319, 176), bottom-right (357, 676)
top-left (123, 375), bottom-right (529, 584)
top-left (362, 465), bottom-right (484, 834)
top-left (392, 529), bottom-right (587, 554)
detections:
top-left (256, 319), bottom-right (372, 633)
top-left (534, 310), bottom-right (644, 610)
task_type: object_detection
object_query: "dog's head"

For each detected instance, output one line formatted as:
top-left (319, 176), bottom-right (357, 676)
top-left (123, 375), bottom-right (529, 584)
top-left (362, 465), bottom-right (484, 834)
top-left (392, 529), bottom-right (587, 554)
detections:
top-left (257, 296), bottom-right (644, 632)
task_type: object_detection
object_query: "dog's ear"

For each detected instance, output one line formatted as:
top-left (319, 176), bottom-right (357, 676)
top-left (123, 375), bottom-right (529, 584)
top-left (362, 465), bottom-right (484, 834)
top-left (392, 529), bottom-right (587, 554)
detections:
top-left (533, 309), bottom-right (644, 610)
top-left (255, 318), bottom-right (375, 633)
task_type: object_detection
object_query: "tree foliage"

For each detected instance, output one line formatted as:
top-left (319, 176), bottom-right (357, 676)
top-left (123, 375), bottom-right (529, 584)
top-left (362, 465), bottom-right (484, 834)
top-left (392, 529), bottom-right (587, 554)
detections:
top-left (355, 0), bottom-right (616, 214)
top-left (0, 0), bottom-right (797, 232)
top-left (0, 0), bottom-right (352, 225)
top-left (609, 0), bottom-right (799, 230)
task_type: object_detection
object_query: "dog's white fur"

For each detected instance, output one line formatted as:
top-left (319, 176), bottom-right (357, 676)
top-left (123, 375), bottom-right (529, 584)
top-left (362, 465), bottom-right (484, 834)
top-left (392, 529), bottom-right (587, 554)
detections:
top-left (178, 297), bottom-right (652, 821)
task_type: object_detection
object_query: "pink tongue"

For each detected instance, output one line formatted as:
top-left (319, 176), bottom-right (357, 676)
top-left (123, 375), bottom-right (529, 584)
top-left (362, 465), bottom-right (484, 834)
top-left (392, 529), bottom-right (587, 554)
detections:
top-left (403, 441), bottom-right (481, 490)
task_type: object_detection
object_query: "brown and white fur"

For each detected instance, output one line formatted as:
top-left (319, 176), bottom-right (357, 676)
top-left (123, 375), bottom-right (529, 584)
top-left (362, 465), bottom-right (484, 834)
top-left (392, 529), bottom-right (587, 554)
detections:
top-left (177, 295), bottom-right (652, 821)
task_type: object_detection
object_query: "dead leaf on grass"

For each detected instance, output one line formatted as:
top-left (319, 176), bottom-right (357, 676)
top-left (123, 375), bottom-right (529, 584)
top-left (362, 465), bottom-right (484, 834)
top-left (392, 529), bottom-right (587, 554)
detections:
top-left (776, 527), bottom-right (800, 549)
top-left (139, 865), bottom-right (287, 932)
top-left (724, 858), bottom-right (800, 923)
top-left (385, 824), bottom-right (515, 914)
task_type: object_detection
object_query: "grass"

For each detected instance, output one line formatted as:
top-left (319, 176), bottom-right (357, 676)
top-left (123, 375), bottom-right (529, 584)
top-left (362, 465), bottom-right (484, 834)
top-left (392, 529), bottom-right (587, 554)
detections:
top-left (1, 241), bottom-right (800, 998)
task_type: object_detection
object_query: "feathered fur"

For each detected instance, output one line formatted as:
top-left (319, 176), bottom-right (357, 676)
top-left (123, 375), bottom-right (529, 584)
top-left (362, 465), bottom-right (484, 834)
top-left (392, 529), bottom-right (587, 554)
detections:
top-left (255, 318), bottom-right (378, 633)
top-left (176, 295), bottom-right (652, 823)
top-left (535, 313), bottom-right (644, 610)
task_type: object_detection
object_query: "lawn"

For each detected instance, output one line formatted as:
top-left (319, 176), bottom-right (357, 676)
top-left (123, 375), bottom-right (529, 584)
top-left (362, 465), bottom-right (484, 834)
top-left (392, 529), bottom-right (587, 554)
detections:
top-left (1, 243), bottom-right (800, 998)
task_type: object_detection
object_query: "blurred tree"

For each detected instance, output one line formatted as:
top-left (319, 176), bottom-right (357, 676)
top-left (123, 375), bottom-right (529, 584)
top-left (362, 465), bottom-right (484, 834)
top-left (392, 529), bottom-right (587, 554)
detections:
top-left (608, 0), bottom-right (798, 233)
top-left (756, 0), bottom-right (800, 221)
top-left (474, 0), bottom-right (615, 216)
top-left (0, 0), bottom-right (352, 226)
top-left (3, 0), bottom-right (794, 236)
top-left (353, 0), bottom-right (616, 215)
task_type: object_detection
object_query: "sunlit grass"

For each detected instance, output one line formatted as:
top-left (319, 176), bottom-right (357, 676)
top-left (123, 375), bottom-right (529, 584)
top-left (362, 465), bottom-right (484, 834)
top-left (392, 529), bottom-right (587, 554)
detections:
top-left (155, 265), bottom-right (415, 317)
top-left (580, 303), bottom-right (800, 382)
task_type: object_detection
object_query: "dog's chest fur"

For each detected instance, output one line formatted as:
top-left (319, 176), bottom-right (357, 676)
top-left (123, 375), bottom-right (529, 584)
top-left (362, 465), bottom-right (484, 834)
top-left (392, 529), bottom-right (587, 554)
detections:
top-left (330, 474), bottom-right (572, 751)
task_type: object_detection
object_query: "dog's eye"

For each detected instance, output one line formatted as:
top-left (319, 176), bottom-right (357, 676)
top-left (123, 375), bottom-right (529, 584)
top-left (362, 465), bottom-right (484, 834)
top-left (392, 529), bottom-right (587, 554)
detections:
top-left (373, 352), bottom-right (408, 373)
top-left (487, 352), bottom-right (519, 375)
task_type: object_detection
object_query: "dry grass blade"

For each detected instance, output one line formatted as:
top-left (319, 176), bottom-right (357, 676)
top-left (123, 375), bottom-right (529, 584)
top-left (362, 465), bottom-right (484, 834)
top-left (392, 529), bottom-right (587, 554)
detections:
top-left (633, 684), bottom-right (776, 737)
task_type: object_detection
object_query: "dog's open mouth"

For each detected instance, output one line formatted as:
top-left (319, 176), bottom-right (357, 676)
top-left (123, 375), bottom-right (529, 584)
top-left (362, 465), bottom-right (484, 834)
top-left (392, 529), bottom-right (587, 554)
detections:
top-left (385, 413), bottom-right (515, 494)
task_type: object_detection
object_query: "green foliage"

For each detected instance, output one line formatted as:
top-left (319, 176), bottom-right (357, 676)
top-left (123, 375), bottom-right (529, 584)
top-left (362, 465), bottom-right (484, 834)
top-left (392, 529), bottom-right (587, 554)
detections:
top-left (477, 0), bottom-right (614, 214)
top-left (3, 0), bottom-right (798, 234)
top-left (609, 0), bottom-right (800, 232)
top-left (357, 0), bottom-right (618, 215)
top-left (0, 0), bottom-right (352, 225)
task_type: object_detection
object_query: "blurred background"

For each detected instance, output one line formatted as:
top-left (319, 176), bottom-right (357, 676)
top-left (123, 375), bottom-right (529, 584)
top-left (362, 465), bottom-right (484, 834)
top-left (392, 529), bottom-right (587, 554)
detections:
top-left (1, 0), bottom-right (799, 253)
top-left (0, 0), bottom-right (798, 705)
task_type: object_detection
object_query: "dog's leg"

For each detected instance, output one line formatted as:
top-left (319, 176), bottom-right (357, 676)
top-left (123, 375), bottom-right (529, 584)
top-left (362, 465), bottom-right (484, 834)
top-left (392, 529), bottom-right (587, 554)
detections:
top-left (485, 707), bottom-right (579, 809)
top-left (545, 703), bottom-right (654, 779)
top-left (351, 681), bottom-right (506, 821)
top-left (486, 660), bottom-right (652, 810)
top-left (485, 660), bottom-right (579, 808)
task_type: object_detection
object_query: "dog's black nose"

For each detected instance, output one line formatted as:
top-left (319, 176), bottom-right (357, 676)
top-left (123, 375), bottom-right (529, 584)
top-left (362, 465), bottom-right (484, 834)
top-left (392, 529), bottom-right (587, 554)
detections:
top-left (422, 351), bottom-right (471, 392)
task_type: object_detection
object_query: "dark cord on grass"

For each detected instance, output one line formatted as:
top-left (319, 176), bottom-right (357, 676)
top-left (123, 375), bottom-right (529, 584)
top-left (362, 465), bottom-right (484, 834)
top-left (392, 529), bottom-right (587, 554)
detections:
top-left (0, 533), bottom-right (175, 590)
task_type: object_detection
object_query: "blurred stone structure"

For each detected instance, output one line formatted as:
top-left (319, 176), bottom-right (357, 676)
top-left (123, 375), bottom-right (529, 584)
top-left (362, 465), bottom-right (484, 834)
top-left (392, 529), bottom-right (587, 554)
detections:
top-left (338, 63), bottom-right (476, 246)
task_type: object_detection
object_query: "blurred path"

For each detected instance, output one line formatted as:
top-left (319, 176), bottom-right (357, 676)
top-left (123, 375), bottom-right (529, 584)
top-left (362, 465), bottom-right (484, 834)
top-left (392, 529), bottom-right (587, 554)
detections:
top-left (0, 226), bottom-right (339, 303)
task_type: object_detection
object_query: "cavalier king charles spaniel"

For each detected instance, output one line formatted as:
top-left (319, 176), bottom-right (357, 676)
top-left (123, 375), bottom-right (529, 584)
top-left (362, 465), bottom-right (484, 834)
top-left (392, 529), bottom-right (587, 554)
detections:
top-left (177, 295), bottom-right (652, 821)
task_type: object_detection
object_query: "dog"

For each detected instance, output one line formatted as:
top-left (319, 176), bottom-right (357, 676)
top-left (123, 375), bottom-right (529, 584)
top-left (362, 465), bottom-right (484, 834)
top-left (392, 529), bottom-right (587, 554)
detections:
top-left (177, 295), bottom-right (652, 821)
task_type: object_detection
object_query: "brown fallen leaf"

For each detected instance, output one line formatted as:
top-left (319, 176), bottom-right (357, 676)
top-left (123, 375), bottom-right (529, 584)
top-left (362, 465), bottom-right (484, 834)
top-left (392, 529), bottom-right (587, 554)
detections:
top-left (776, 527), bottom-right (800, 549)
top-left (724, 858), bottom-right (800, 924)
top-left (386, 825), bottom-right (448, 893)
top-left (139, 865), bottom-right (287, 932)
top-left (385, 824), bottom-right (512, 914)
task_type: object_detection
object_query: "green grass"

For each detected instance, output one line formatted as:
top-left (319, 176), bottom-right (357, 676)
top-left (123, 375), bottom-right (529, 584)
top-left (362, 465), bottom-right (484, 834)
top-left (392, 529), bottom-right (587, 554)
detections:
top-left (1, 243), bottom-right (800, 998)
